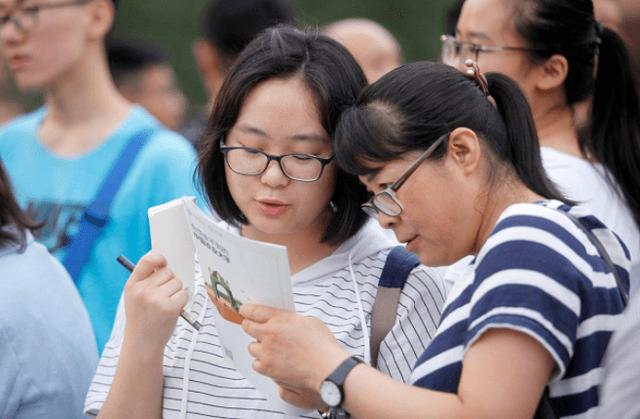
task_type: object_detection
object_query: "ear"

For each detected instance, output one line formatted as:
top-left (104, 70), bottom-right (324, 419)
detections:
top-left (446, 127), bottom-right (482, 176)
top-left (534, 54), bottom-right (569, 92)
top-left (86, 0), bottom-right (115, 40)
top-left (193, 39), bottom-right (223, 97)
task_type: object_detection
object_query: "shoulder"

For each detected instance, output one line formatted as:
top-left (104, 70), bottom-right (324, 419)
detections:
top-left (0, 109), bottom-right (44, 151)
top-left (126, 108), bottom-right (196, 163)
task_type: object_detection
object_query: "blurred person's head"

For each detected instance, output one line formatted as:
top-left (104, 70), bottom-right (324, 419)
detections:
top-left (193, 0), bottom-right (296, 102)
top-left (616, 0), bottom-right (640, 70)
top-left (0, 0), bottom-right (116, 93)
top-left (108, 38), bottom-right (187, 130)
top-left (198, 25), bottom-right (369, 246)
top-left (324, 18), bottom-right (402, 83)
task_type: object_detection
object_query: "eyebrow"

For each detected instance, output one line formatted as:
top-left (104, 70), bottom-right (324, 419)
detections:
top-left (235, 123), bottom-right (328, 144)
top-left (456, 29), bottom-right (493, 42)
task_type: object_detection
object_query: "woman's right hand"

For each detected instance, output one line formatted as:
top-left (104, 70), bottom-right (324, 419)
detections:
top-left (123, 251), bottom-right (189, 351)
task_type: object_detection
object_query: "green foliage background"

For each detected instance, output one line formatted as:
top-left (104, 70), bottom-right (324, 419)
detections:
top-left (113, 1), bottom-right (454, 109)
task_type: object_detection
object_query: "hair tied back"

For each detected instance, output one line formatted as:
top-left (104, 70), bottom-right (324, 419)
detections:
top-left (463, 59), bottom-right (497, 108)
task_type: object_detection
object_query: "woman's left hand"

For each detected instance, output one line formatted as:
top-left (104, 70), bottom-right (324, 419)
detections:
top-left (240, 304), bottom-right (350, 396)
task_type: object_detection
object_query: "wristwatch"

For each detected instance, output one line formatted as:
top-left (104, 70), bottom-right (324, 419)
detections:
top-left (319, 356), bottom-right (363, 417)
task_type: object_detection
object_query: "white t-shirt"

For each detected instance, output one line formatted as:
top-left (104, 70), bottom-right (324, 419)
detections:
top-left (541, 147), bottom-right (639, 295)
top-left (84, 220), bottom-right (447, 418)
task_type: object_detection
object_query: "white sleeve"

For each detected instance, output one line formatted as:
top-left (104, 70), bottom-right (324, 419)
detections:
top-left (83, 295), bottom-right (126, 416)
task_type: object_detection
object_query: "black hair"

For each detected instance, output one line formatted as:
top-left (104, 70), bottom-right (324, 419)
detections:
top-left (106, 38), bottom-right (171, 90)
top-left (511, 0), bottom-right (640, 228)
top-left (335, 61), bottom-right (566, 205)
top-left (0, 160), bottom-right (40, 250)
top-left (199, 0), bottom-right (296, 71)
top-left (198, 26), bottom-right (369, 245)
top-left (445, 0), bottom-right (465, 35)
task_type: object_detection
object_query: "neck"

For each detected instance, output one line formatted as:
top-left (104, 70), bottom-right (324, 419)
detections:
top-left (39, 47), bottom-right (131, 155)
top-left (472, 175), bottom-right (544, 255)
top-left (532, 97), bottom-right (582, 158)
top-left (240, 212), bottom-right (340, 275)
top-left (44, 50), bottom-right (128, 125)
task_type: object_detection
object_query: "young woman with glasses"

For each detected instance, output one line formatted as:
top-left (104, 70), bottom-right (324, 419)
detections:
top-left (445, 0), bottom-right (640, 295)
top-left (85, 26), bottom-right (446, 418)
top-left (237, 61), bottom-right (630, 419)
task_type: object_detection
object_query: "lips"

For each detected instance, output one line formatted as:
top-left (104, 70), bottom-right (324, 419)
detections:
top-left (404, 236), bottom-right (419, 253)
top-left (256, 198), bottom-right (289, 217)
top-left (8, 55), bottom-right (29, 71)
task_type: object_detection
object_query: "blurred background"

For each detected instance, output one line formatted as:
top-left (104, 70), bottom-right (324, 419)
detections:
top-left (112, 0), bottom-right (454, 110)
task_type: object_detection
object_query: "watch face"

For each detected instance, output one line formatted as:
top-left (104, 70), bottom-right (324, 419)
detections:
top-left (320, 380), bottom-right (341, 407)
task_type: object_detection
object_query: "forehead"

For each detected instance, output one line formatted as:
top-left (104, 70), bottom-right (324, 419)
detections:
top-left (233, 77), bottom-right (328, 141)
top-left (457, 0), bottom-right (518, 40)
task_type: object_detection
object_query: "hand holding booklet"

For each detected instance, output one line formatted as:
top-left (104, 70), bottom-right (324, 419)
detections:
top-left (148, 197), bottom-right (304, 413)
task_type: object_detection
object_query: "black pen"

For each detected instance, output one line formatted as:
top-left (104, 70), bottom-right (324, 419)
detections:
top-left (116, 255), bottom-right (202, 331)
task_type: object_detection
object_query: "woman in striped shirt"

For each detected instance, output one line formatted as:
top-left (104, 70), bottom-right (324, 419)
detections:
top-left (240, 61), bottom-right (630, 419)
top-left (85, 27), bottom-right (446, 418)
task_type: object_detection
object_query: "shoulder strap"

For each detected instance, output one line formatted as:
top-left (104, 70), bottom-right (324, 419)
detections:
top-left (370, 246), bottom-right (420, 368)
top-left (62, 128), bottom-right (156, 282)
top-left (534, 208), bottom-right (630, 419)
top-left (562, 210), bottom-right (629, 306)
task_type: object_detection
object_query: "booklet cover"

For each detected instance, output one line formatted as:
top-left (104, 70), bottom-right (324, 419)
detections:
top-left (148, 197), bottom-right (303, 414)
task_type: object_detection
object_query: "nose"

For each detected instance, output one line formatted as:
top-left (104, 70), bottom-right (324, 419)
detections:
top-left (260, 159), bottom-right (289, 188)
top-left (0, 17), bottom-right (26, 45)
top-left (376, 211), bottom-right (397, 230)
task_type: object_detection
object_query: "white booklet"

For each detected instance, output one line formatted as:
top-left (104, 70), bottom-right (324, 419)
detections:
top-left (148, 197), bottom-right (305, 414)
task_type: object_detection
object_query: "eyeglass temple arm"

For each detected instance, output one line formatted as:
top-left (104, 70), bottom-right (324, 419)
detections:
top-left (390, 134), bottom-right (448, 191)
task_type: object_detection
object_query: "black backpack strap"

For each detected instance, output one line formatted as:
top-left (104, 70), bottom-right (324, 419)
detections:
top-left (370, 246), bottom-right (420, 368)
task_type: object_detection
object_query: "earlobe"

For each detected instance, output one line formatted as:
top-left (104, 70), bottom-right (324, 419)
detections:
top-left (536, 54), bottom-right (569, 92)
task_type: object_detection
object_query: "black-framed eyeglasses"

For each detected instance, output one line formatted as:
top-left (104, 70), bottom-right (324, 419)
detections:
top-left (219, 138), bottom-right (335, 182)
top-left (362, 133), bottom-right (448, 218)
top-left (0, 0), bottom-right (91, 34)
top-left (440, 34), bottom-right (544, 67)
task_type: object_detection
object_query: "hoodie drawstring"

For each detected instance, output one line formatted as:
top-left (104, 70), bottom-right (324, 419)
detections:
top-left (179, 287), bottom-right (208, 419)
top-left (348, 251), bottom-right (371, 365)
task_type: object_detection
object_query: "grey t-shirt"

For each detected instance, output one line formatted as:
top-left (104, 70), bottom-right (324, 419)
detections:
top-left (599, 291), bottom-right (640, 419)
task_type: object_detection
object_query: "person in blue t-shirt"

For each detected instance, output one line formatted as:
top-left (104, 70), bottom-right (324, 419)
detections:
top-left (236, 62), bottom-right (630, 419)
top-left (0, 0), bottom-right (201, 352)
top-left (0, 160), bottom-right (98, 419)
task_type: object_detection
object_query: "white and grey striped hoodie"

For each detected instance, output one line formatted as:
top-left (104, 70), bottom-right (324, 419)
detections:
top-left (85, 220), bottom-right (446, 418)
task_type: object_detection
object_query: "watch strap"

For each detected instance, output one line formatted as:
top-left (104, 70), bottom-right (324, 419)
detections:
top-left (326, 356), bottom-right (363, 388)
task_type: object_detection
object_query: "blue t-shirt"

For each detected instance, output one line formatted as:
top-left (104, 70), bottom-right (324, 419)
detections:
top-left (0, 106), bottom-right (202, 351)
top-left (410, 200), bottom-right (629, 419)
top-left (0, 229), bottom-right (98, 419)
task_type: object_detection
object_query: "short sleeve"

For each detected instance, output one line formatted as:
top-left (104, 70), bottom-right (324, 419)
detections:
top-left (463, 236), bottom-right (582, 382)
top-left (83, 296), bottom-right (126, 415)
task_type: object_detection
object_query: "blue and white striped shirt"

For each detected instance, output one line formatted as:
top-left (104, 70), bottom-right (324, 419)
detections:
top-left (411, 200), bottom-right (629, 419)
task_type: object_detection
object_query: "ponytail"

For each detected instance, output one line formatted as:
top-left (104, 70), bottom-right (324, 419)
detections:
top-left (486, 73), bottom-right (567, 203)
top-left (590, 27), bottom-right (640, 228)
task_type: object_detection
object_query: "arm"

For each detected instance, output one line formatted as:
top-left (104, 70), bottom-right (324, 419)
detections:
top-left (98, 252), bottom-right (188, 419)
top-left (240, 305), bottom-right (554, 419)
